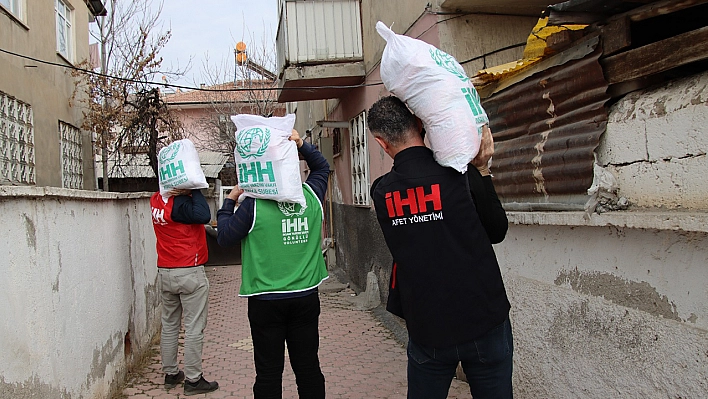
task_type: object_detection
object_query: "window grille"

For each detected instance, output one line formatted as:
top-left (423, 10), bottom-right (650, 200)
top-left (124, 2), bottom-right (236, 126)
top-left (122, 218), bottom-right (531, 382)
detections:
top-left (0, 91), bottom-right (35, 185)
top-left (60, 121), bottom-right (83, 189)
top-left (350, 112), bottom-right (369, 206)
top-left (55, 0), bottom-right (73, 61)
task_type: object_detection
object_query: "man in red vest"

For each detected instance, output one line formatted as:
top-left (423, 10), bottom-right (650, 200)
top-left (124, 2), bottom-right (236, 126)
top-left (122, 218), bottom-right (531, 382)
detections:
top-left (150, 188), bottom-right (219, 396)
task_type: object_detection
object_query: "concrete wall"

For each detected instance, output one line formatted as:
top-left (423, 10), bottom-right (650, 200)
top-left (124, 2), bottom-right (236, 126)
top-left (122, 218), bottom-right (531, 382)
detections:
top-left (0, 2), bottom-right (96, 189)
top-left (0, 187), bottom-right (161, 399)
top-left (360, 0), bottom-right (431, 73)
top-left (497, 212), bottom-right (708, 398)
top-left (598, 71), bottom-right (708, 210)
top-left (438, 14), bottom-right (535, 78)
top-left (331, 203), bottom-right (392, 295)
top-left (331, 207), bottom-right (708, 397)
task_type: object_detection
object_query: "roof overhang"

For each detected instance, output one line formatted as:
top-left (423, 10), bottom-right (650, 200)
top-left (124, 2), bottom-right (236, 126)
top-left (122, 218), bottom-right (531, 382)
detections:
top-left (277, 61), bottom-right (365, 103)
top-left (85, 0), bottom-right (107, 17)
top-left (439, 0), bottom-right (551, 16)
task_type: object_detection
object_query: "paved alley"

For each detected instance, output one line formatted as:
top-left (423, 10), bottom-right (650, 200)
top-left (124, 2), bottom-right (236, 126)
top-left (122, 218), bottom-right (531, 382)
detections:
top-left (122, 265), bottom-right (469, 398)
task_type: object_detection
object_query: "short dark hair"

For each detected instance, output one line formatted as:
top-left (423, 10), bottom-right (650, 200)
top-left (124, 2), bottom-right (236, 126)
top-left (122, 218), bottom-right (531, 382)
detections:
top-left (367, 96), bottom-right (417, 146)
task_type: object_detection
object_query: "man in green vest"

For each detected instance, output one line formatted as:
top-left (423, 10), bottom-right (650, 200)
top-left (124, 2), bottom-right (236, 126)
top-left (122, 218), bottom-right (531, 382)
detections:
top-left (217, 129), bottom-right (329, 399)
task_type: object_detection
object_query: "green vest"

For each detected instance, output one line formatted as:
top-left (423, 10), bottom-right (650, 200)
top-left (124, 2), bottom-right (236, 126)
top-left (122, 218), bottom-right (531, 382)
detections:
top-left (240, 184), bottom-right (328, 296)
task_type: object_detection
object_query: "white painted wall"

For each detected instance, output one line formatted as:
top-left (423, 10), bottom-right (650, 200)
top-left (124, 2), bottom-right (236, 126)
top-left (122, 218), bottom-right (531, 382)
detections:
top-left (0, 187), bottom-right (160, 399)
top-left (598, 71), bottom-right (708, 210)
top-left (497, 212), bottom-right (708, 398)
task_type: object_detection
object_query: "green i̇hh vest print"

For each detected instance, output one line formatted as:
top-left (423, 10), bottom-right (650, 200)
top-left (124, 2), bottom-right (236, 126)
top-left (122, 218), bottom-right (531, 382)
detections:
top-left (239, 184), bottom-right (328, 296)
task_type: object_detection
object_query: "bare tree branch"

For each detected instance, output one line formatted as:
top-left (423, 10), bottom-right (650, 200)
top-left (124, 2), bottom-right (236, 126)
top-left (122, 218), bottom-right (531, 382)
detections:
top-left (70, 0), bottom-right (185, 191)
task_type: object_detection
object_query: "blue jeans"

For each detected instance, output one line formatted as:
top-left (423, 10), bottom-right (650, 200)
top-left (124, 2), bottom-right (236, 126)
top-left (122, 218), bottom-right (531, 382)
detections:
top-left (407, 317), bottom-right (513, 399)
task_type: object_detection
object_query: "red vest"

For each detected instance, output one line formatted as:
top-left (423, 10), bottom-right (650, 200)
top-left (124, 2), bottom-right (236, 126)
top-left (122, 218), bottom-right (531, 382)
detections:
top-left (150, 193), bottom-right (208, 267)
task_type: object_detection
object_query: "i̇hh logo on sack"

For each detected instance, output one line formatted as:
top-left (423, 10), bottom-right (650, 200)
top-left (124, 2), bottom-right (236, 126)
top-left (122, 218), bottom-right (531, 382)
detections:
top-left (236, 127), bottom-right (278, 195)
top-left (158, 142), bottom-right (188, 188)
top-left (236, 127), bottom-right (271, 159)
top-left (429, 48), bottom-right (488, 135)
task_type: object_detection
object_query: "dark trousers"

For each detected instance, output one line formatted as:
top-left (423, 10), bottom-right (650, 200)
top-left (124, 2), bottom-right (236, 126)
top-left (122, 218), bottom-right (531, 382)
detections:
top-left (407, 317), bottom-right (514, 399)
top-left (248, 293), bottom-right (325, 399)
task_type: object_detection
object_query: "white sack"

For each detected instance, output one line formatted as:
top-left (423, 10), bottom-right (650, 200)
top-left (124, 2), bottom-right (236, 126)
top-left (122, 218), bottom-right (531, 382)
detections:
top-left (157, 138), bottom-right (208, 196)
top-left (231, 113), bottom-right (305, 206)
top-left (376, 21), bottom-right (488, 173)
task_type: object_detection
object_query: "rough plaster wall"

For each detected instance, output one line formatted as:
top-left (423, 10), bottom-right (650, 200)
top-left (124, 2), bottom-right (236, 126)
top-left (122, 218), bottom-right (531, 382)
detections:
top-left (508, 276), bottom-right (708, 398)
top-left (495, 223), bottom-right (708, 397)
top-left (598, 71), bottom-right (708, 210)
top-left (0, 189), bottom-right (160, 399)
top-left (331, 203), bottom-right (392, 302)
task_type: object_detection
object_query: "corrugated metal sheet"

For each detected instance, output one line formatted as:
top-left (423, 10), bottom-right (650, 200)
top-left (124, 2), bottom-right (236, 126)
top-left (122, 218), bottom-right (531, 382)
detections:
top-left (277, 0), bottom-right (363, 71)
top-left (482, 44), bottom-right (610, 210)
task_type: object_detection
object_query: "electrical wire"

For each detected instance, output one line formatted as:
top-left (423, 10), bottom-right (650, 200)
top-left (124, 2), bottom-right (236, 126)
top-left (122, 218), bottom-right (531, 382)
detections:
top-left (0, 46), bottom-right (385, 92)
top-left (415, 13), bottom-right (471, 39)
top-left (458, 42), bottom-right (526, 66)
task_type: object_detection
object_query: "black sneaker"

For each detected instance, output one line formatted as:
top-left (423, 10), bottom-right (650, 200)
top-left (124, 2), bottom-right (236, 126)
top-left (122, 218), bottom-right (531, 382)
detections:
top-left (164, 370), bottom-right (184, 389)
top-left (184, 375), bottom-right (219, 396)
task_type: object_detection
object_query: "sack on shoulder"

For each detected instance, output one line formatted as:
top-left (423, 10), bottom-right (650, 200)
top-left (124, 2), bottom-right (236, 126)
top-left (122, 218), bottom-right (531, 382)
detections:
top-left (377, 21), bottom-right (488, 173)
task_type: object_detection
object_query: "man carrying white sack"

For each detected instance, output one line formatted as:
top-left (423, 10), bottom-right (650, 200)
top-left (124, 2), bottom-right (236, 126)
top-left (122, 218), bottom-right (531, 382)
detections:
top-left (368, 96), bottom-right (512, 399)
top-left (216, 129), bottom-right (329, 399)
top-left (150, 188), bottom-right (219, 396)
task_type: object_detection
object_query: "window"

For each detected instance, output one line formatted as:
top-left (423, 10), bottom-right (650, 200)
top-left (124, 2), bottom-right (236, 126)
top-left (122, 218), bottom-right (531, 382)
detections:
top-left (55, 0), bottom-right (73, 61)
top-left (332, 128), bottom-right (341, 156)
top-left (0, 0), bottom-right (22, 20)
top-left (59, 121), bottom-right (83, 189)
top-left (350, 112), bottom-right (369, 206)
top-left (0, 90), bottom-right (35, 185)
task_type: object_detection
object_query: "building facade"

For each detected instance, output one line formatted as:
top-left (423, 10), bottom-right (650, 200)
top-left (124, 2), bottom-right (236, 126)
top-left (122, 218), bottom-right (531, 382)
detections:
top-left (276, 0), bottom-right (538, 302)
top-left (1, 0), bottom-right (105, 190)
top-left (276, 0), bottom-right (708, 397)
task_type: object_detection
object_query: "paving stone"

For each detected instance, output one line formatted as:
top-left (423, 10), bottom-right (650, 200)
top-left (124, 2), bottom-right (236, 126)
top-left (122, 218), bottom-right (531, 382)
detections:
top-left (124, 266), bottom-right (471, 398)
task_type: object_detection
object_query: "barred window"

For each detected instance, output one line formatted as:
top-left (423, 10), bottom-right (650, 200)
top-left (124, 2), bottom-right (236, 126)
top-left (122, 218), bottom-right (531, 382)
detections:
top-left (0, 91), bottom-right (35, 185)
top-left (60, 121), bottom-right (83, 189)
top-left (350, 112), bottom-right (369, 207)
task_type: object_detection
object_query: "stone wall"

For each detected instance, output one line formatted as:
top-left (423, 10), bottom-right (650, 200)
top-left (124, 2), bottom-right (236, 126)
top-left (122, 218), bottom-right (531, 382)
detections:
top-left (599, 71), bottom-right (708, 210)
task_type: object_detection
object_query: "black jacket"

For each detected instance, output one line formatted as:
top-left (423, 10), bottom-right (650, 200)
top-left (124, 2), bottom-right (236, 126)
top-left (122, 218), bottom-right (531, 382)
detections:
top-left (371, 146), bottom-right (510, 347)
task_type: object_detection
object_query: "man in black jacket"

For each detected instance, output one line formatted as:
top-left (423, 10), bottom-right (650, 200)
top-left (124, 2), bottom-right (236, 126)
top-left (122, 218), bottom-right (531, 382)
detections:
top-left (368, 96), bottom-right (513, 399)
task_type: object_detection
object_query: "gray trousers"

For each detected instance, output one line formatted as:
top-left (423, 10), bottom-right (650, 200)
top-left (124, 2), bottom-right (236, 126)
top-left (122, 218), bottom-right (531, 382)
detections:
top-left (158, 266), bottom-right (210, 382)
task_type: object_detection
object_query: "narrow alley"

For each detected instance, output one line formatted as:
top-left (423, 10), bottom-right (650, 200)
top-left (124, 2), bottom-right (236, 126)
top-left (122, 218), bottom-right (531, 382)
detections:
top-left (120, 266), bottom-right (470, 399)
